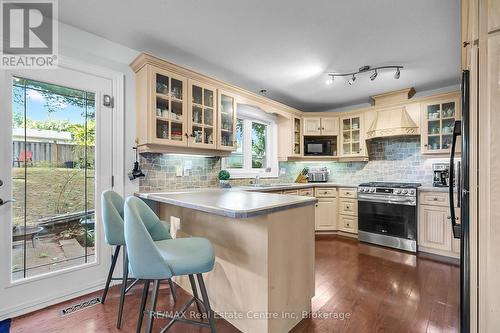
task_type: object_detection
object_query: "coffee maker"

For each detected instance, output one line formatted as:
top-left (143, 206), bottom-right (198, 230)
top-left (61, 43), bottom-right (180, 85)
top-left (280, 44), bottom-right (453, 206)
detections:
top-left (433, 163), bottom-right (452, 187)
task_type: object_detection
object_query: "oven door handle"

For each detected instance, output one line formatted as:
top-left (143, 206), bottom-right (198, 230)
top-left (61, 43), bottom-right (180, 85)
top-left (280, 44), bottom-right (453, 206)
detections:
top-left (358, 197), bottom-right (416, 206)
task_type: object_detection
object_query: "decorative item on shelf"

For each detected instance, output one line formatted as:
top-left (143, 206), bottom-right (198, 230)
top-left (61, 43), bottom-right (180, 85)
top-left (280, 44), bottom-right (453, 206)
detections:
top-left (218, 170), bottom-right (231, 188)
top-left (326, 65), bottom-right (403, 85)
top-left (156, 82), bottom-right (168, 94)
top-left (128, 145), bottom-right (145, 181)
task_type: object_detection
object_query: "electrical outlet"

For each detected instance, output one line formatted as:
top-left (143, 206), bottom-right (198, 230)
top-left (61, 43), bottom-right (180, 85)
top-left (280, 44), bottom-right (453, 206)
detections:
top-left (176, 166), bottom-right (182, 177)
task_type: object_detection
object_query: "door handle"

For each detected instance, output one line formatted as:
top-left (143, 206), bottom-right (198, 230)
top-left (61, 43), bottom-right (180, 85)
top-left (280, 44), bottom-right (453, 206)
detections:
top-left (0, 198), bottom-right (16, 206)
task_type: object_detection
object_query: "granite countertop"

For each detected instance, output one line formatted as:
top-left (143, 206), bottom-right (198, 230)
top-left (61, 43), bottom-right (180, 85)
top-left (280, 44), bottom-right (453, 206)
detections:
top-left (237, 182), bottom-right (359, 192)
top-left (419, 185), bottom-right (455, 192)
top-left (136, 189), bottom-right (317, 218)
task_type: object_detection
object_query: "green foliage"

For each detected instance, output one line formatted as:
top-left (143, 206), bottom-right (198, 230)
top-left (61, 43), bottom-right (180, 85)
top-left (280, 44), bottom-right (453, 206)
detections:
top-left (218, 170), bottom-right (230, 180)
top-left (69, 120), bottom-right (95, 146)
top-left (252, 123), bottom-right (266, 168)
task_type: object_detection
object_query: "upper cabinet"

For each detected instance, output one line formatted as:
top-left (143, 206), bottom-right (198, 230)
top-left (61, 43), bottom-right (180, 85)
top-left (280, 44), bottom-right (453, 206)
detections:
top-left (151, 68), bottom-right (188, 146)
top-left (218, 90), bottom-right (237, 151)
top-left (293, 117), bottom-right (302, 155)
top-left (132, 54), bottom-right (246, 154)
top-left (421, 95), bottom-right (461, 154)
top-left (303, 117), bottom-right (339, 136)
top-left (188, 80), bottom-right (216, 149)
top-left (339, 114), bottom-right (366, 157)
top-left (488, 0), bottom-right (500, 33)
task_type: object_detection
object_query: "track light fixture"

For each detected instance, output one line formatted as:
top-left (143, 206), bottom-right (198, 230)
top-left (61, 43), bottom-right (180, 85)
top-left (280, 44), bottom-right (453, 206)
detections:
top-left (394, 68), bottom-right (401, 79)
top-left (348, 74), bottom-right (356, 85)
top-left (326, 65), bottom-right (403, 85)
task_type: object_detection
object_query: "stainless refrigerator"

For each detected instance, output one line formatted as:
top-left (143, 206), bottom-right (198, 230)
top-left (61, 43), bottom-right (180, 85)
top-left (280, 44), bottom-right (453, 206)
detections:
top-left (449, 69), bottom-right (470, 333)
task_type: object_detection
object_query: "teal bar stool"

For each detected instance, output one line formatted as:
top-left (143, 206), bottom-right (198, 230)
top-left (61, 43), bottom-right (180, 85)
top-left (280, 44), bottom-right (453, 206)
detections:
top-left (124, 196), bottom-right (217, 333)
top-left (101, 190), bottom-right (176, 329)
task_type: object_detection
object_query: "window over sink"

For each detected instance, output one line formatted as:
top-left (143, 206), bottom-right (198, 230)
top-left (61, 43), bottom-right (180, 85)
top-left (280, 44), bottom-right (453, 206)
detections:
top-left (222, 104), bottom-right (278, 178)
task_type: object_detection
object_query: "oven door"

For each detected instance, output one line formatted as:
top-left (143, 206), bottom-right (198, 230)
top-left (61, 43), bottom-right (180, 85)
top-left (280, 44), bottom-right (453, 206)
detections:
top-left (358, 198), bottom-right (417, 240)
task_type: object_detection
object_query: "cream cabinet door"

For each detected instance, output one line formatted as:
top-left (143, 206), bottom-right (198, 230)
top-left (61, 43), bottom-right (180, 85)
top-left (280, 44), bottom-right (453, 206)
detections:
top-left (321, 117), bottom-right (339, 136)
top-left (303, 117), bottom-right (322, 135)
top-left (315, 198), bottom-right (337, 231)
top-left (418, 205), bottom-right (452, 251)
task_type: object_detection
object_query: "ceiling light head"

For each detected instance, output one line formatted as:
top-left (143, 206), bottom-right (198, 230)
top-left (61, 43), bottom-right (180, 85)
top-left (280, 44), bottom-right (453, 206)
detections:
top-left (259, 89), bottom-right (268, 95)
top-left (348, 74), bottom-right (356, 85)
top-left (394, 68), bottom-right (401, 79)
top-left (359, 65), bottom-right (371, 72)
top-left (326, 75), bottom-right (334, 85)
top-left (370, 70), bottom-right (378, 81)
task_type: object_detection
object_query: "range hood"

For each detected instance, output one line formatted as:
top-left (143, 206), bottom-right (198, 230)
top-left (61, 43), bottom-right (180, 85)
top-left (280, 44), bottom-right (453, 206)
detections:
top-left (366, 88), bottom-right (419, 140)
top-left (366, 106), bottom-right (419, 139)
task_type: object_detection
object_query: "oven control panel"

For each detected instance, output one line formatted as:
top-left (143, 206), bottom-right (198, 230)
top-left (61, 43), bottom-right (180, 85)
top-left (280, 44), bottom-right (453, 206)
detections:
top-left (358, 187), bottom-right (416, 196)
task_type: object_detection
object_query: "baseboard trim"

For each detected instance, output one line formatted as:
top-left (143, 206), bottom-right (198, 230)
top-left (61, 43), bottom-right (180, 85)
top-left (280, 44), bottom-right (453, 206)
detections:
top-left (1, 279), bottom-right (117, 320)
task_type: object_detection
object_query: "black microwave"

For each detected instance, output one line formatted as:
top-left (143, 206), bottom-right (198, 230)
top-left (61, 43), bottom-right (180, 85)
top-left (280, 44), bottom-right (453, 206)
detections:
top-left (304, 137), bottom-right (336, 156)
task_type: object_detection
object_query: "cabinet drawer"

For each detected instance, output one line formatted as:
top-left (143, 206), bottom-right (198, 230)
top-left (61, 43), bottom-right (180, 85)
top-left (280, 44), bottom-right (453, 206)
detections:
top-left (419, 192), bottom-right (449, 207)
top-left (339, 198), bottom-right (357, 216)
top-left (339, 188), bottom-right (357, 198)
top-left (314, 188), bottom-right (337, 198)
top-left (299, 188), bottom-right (314, 197)
top-left (283, 189), bottom-right (299, 195)
top-left (271, 190), bottom-right (283, 195)
top-left (339, 215), bottom-right (357, 233)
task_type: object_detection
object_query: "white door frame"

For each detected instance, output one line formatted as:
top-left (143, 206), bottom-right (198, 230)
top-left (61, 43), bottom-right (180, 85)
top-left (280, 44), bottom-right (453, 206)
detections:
top-left (0, 56), bottom-right (125, 319)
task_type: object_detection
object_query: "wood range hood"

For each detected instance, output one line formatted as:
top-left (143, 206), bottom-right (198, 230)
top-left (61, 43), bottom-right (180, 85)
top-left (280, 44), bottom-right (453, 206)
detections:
top-left (366, 88), bottom-right (420, 140)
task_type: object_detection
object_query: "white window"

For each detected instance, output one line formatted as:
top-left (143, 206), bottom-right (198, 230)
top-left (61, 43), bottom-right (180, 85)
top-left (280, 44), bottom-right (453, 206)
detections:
top-left (222, 104), bottom-right (278, 178)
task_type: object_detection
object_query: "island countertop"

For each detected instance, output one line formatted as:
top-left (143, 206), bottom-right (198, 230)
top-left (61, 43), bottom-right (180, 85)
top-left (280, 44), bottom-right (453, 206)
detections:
top-left (136, 189), bottom-right (317, 218)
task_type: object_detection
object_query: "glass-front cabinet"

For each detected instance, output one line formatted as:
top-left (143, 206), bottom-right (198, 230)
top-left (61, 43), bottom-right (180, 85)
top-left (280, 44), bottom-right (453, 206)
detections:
top-left (421, 96), bottom-right (461, 154)
top-left (188, 80), bottom-right (216, 149)
top-left (153, 69), bottom-right (187, 145)
top-left (293, 117), bottom-right (302, 155)
top-left (218, 90), bottom-right (237, 151)
top-left (339, 114), bottom-right (366, 157)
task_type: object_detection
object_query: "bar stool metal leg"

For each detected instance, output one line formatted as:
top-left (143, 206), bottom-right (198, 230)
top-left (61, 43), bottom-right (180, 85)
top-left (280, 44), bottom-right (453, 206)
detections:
top-left (197, 274), bottom-right (217, 333)
top-left (101, 245), bottom-right (121, 304)
top-left (146, 280), bottom-right (160, 333)
top-left (168, 278), bottom-right (177, 303)
top-left (117, 247), bottom-right (129, 328)
top-left (136, 280), bottom-right (150, 333)
top-left (188, 274), bottom-right (203, 314)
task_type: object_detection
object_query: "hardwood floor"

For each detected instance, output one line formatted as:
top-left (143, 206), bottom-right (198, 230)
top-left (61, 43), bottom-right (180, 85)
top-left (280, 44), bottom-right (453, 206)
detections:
top-left (11, 236), bottom-right (459, 333)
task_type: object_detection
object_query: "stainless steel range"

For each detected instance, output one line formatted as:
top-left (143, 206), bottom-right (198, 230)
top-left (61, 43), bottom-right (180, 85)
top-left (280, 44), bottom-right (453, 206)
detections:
top-left (357, 182), bottom-right (421, 252)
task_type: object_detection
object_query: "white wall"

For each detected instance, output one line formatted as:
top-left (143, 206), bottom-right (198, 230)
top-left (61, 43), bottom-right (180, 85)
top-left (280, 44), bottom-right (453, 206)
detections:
top-left (58, 22), bottom-right (140, 195)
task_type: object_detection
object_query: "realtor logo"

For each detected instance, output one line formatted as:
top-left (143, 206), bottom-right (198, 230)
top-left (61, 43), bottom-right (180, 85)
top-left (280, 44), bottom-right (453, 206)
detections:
top-left (1, 0), bottom-right (58, 68)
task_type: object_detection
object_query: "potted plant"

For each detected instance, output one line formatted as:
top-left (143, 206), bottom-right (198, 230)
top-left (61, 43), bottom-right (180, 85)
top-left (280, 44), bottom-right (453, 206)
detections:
top-left (218, 170), bottom-right (231, 188)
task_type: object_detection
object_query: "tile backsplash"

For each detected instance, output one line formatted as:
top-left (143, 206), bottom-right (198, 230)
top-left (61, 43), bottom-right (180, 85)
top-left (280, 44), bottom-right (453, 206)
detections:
top-left (139, 137), bottom-right (443, 192)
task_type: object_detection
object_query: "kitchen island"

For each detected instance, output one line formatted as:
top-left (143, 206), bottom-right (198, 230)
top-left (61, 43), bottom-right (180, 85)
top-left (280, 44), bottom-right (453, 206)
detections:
top-left (137, 189), bottom-right (317, 333)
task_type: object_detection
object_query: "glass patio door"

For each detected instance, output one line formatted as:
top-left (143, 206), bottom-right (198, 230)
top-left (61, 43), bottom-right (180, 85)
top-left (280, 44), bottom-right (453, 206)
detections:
top-left (0, 65), bottom-right (114, 318)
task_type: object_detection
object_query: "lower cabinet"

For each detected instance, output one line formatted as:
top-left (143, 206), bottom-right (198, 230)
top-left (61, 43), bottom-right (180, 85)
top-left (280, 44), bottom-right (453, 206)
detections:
top-left (315, 197), bottom-right (338, 231)
top-left (338, 187), bottom-right (358, 234)
top-left (418, 199), bottom-right (460, 258)
top-left (338, 214), bottom-right (357, 233)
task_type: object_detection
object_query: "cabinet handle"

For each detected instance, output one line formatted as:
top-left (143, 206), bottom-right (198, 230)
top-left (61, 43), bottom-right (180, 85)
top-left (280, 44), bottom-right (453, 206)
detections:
top-left (433, 198), bottom-right (438, 201)
top-left (315, 204), bottom-right (318, 207)
top-left (424, 144), bottom-right (428, 147)
top-left (317, 127), bottom-right (321, 130)
top-left (463, 41), bottom-right (470, 47)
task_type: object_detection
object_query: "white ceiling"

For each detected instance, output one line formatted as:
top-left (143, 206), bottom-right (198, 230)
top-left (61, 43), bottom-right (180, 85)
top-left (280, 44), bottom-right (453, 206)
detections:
top-left (58, 0), bottom-right (461, 111)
